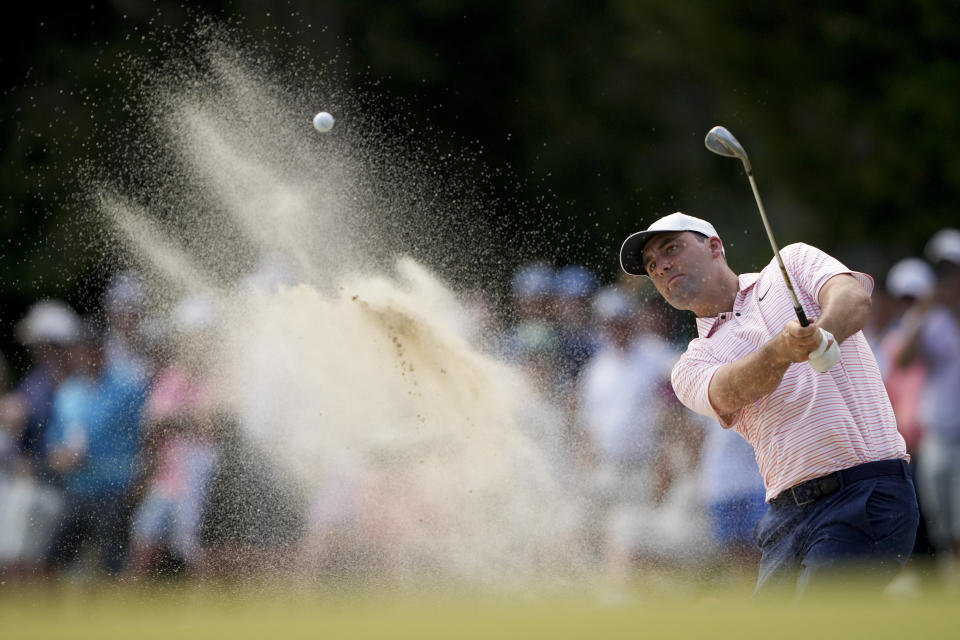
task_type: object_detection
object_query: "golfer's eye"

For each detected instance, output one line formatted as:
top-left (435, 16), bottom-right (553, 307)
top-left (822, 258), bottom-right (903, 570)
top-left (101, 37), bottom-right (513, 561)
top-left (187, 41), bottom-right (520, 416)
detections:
top-left (665, 242), bottom-right (678, 254)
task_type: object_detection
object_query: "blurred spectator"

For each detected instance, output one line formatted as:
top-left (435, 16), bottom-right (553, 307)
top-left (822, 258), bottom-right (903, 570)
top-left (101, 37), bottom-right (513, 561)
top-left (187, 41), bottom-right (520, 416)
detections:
top-left (126, 295), bottom-right (220, 579)
top-left (0, 350), bottom-right (24, 570)
top-left (576, 285), bottom-right (706, 574)
top-left (504, 262), bottom-right (563, 393)
top-left (891, 229), bottom-right (960, 580)
top-left (0, 352), bottom-right (13, 452)
top-left (10, 301), bottom-right (81, 475)
top-left (102, 270), bottom-right (155, 380)
top-left (44, 318), bottom-right (150, 577)
top-left (510, 262), bottom-right (555, 324)
top-left (0, 300), bottom-right (80, 577)
top-left (876, 257), bottom-right (939, 574)
top-left (578, 286), bottom-right (672, 478)
top-left (863, 285), bottom-right (899, 353)
top-left (512, 321), bottom-right (563, 395)
top-left (553, 265), bottom-right (601, 388)
top-left (698, 424), bottom-right (766, 577)
top-left (510, 319), bottom-right (577, 478)
top-left (877, 258), bottom-right (936, 453)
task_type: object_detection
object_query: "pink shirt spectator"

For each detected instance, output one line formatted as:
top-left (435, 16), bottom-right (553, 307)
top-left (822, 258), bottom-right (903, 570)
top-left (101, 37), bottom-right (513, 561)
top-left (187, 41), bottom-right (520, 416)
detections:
top-left (671, 243), bottom-right (908, 501)
top-left (144, 364), bottom-right (216, 497)
top-left (146, 364), bottom-right (204, 422)
top-left (878, 331), bottom-right (927, 452)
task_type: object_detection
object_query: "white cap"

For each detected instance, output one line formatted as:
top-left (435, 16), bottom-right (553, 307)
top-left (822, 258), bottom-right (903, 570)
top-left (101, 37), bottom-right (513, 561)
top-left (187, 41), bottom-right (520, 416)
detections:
top-left (925, 228), bottom-right (960, 266)
top-left (620, 212), bottom-right (723, 276)
top-left (104, 271), bottom-right (145, 313)
top-left (886, 258), bottom-right (934, 299)
top-left (15, 299), bottom-right (81, 346)
top-left (591, 286), bottom-right (635, 321)
top-left (171, 294), bottom-right (217, 333)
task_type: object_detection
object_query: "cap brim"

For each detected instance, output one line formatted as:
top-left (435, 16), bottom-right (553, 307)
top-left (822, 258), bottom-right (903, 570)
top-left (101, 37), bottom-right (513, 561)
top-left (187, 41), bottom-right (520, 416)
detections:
top-left (619, 230), bottom-right (659, 276)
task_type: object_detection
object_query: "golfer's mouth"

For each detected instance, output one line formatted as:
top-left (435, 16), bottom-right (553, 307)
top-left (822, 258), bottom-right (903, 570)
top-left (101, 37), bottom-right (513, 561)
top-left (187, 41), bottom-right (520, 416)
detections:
top-left (667, 274), bottom-right (684, 288)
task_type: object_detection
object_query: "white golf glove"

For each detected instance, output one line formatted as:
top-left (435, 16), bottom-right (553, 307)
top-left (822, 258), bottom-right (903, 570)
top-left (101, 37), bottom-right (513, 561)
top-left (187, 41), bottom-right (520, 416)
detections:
top-left (808, 328), bottom-right (840, 372)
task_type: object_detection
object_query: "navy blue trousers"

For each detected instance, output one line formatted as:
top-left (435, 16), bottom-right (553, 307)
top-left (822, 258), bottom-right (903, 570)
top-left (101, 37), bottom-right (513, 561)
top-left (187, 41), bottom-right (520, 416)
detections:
top-left (754, 460), bottom-right (919, 595)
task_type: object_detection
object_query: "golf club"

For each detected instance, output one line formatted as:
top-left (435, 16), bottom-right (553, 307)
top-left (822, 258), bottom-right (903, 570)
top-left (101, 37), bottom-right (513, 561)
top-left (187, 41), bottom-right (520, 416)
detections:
top-left (704, 125), bottom-right (808, 326)
top-left (705, 125), bottom-right (839, 372)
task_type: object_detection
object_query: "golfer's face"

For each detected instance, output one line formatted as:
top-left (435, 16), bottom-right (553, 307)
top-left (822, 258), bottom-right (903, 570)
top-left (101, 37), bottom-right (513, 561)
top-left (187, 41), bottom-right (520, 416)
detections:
top-left (642, 232), bottom-right (712, 310)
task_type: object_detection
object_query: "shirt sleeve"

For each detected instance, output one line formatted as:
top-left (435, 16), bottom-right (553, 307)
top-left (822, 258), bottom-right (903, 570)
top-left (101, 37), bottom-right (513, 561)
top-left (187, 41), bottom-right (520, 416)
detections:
top-left (782, 242), bottom-right (874, 301)
top-left (671, 340), bottom-right (741, 428)
top-left (44, 383), bottom-right (84, 450)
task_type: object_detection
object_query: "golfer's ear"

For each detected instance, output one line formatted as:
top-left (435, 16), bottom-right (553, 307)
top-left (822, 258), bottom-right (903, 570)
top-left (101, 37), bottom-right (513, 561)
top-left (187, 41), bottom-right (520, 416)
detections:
top-left (708, 237), bottom-right (724, 257)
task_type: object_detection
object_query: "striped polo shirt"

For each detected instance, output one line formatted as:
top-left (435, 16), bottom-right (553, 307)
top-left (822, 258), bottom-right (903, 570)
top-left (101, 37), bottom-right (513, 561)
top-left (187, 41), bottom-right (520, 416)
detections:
top-left (671, 242), bottom-right (907, 501)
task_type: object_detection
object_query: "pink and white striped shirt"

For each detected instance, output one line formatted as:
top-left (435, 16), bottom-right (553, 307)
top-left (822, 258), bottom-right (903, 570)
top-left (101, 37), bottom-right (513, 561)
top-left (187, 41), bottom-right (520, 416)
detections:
top-left (671, 243), bottom-right (907, 501)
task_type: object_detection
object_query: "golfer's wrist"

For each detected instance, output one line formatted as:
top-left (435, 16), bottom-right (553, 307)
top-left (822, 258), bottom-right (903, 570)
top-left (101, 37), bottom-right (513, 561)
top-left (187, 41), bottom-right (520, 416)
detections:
top-left (769, 334), bottom-right (800, 367)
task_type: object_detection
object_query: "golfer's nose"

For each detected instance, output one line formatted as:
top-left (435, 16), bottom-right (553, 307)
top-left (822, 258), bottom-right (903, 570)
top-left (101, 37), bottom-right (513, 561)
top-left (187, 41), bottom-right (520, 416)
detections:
top-left (654, 258), bottom-right (672, 277)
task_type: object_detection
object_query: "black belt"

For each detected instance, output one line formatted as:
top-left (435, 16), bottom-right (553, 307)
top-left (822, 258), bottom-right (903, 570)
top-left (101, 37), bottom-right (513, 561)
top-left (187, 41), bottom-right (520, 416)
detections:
top-left (769, 459), bottom-right (909, 509)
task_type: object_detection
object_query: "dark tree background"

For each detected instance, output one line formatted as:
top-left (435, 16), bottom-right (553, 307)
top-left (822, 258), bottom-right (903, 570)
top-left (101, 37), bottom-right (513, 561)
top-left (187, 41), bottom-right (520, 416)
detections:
top-left (2, 1), bottom-right (958, 366)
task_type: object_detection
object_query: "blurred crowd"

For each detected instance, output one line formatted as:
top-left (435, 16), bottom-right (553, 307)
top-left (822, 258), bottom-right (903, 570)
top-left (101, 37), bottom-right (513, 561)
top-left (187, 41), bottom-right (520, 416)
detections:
top-left (1, 227), bottom-right (959, 590)
top-left (863, 228), bottom-right (960, 586)
top-left (497, 262), bottom-right (766, 582)
top-left (0, 273), bottom-right (299, 583)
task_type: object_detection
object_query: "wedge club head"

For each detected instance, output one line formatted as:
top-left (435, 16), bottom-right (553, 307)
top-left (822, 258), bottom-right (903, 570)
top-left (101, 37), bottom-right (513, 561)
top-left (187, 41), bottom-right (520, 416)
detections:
top-left (705, 125), bottom-right (752, 173)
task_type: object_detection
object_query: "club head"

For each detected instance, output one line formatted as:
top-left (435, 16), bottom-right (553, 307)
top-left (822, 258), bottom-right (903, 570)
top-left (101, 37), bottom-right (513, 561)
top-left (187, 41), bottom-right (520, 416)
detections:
top-left (705, 125), bottom-right (752, 172)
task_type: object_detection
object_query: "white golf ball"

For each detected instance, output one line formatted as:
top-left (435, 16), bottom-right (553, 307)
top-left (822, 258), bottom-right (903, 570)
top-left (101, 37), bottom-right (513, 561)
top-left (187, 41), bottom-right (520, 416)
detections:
top-left (313, 111), bottom-right (335, 132)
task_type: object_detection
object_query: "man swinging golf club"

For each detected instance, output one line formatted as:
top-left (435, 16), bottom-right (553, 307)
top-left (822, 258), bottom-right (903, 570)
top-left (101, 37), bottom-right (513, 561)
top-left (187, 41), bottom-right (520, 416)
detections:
top-left (618, 127), bottom-right (919, 595)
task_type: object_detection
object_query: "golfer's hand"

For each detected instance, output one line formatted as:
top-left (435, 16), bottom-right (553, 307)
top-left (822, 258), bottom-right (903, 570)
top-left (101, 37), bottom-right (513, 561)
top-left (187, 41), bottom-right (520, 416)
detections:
top-left (808, 327), bottom-right (840, 372)
top-left (776, 319), bottom-right (823, 364)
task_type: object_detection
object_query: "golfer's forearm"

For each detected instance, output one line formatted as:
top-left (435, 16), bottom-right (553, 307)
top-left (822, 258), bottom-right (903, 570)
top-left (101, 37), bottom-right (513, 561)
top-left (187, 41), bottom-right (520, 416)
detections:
top-left (708, 341), bottom-right (791, 417)
top-left (816, 274), bottom-right (872, 343)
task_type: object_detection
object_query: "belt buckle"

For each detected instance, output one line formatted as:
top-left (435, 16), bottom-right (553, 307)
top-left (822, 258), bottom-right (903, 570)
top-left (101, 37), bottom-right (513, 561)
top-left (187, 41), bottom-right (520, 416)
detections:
top-left (790, 485), bottom-right (815, 507)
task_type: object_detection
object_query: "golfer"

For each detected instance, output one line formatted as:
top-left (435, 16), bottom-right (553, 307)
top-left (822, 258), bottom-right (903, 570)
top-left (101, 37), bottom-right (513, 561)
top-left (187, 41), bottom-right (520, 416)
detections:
top-left (620, 212), bottom-right (918, 594)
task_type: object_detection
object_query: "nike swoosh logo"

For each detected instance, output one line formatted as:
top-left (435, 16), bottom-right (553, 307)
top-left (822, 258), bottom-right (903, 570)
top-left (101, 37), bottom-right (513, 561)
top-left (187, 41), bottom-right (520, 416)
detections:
top-left (758, 286), bottom-right (771, 301)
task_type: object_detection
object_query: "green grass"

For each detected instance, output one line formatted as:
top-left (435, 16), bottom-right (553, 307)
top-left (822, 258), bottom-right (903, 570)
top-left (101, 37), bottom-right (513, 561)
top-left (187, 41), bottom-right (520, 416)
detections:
top-left (1, 578), bottom-right (956, 639)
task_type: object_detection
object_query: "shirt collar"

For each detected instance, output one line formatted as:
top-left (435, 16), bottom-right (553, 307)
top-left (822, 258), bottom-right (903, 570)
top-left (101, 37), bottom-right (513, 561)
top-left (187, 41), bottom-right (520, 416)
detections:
top-left (693, 272), bottom-right (761, 338)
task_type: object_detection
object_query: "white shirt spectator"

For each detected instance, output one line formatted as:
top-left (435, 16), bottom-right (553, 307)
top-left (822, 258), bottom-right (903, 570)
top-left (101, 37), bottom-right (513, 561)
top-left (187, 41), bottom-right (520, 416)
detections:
top-left (578, 333), bottom-right (678, 466)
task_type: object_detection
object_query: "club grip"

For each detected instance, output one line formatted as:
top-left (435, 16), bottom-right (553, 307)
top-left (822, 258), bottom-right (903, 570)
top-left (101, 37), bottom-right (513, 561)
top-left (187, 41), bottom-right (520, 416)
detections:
top-left (795, 306), bottom-right (809, 327)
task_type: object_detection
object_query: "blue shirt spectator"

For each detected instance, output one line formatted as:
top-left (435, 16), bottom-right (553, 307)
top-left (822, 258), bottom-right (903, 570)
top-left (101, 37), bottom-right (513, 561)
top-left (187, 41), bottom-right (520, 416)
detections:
top-left (45, 358), bottom-right (148, 497)
top-left (11, 300), bottom-right (82, 472)
top-left (44, 325), bottom-right (149, 576)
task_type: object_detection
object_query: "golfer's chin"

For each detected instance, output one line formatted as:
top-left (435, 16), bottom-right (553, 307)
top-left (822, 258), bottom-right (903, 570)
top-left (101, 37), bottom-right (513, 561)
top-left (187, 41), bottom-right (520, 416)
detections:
top-left (660, 283), bottom-right (697, 312)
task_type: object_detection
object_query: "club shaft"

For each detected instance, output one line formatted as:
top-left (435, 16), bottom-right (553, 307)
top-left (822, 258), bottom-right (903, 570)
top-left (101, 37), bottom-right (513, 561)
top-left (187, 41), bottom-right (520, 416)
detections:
top-left (745, 171), bottom-right (810, 327)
